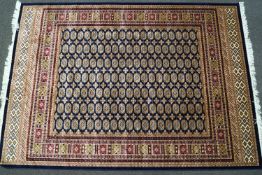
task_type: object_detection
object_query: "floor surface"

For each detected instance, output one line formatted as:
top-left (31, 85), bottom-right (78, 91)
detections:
top-left (0, 0), bottom-right (262, 174)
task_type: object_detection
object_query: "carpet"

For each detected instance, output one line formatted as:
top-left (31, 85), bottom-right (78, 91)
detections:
top-left (0, 2), bottom-right (261, 168)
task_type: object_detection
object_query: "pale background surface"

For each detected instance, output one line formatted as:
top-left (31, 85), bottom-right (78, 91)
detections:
top-left (0, 0), bottom-right (261, 174)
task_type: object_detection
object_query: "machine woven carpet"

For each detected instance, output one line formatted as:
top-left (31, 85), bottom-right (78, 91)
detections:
top-left (0, 3), bottom-right (261, 168)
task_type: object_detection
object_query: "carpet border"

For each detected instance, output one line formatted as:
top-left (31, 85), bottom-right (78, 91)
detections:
top-left (0, 0), bottom-right (21, 160)
top-left (0, 0), bottom-right (21, 148)
top-left (239, 2), bottom-right (262, 158)
top-left (0, 1), bottom-right (261, 170)
top-left (237, 1), bottom-right (262, 166)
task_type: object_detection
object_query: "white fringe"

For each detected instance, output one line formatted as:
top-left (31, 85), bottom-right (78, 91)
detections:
top-left (0, 1), bottom-right (21, 141)
top-left (239, 2), bottom-right (262, 156)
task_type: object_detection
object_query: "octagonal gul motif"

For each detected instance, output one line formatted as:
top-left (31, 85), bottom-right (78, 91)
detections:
top-left (54, 28), bottom-right (205, 134)
top-left (0, 4), bottom-right (260, 167)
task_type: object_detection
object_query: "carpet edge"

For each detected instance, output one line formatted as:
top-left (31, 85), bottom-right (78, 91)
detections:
top-left (0, 0), bottom-right (21, 144)
top-left (0, 2), bottom-right (260, 167)
top-left (239, 2), bottom-right (262, 157)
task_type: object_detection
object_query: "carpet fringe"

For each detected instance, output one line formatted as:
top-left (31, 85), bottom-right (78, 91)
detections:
top-left (239, 2), bottom-right (262, 156)
top-left (0, 1), bottom-right (21, 142)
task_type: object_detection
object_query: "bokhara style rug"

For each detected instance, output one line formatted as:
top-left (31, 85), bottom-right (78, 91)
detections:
top-left (0, 2), bottom-right (261, 168)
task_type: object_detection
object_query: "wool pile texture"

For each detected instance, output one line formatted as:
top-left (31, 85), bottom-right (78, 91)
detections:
top-left (0, 4), bottom-right (260, 167)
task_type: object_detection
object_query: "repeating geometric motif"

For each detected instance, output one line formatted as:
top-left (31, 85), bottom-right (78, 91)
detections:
top-left (1, 5), bottom-right (260, 167)
top-left (30, 8), bottom-right (233, 162)
top-left (4, 9), bottom-right (34, 161)
top-left (225, 8), bottom-right (256, 163)
top-left (54, 28), bottom-right (205, 134)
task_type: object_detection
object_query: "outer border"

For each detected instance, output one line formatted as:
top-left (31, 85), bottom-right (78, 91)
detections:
top-left (0, 0), bottom-right (21, 147)
top-left (237, 1), bottom-right (262, 166)
top-left (239, 1), bottom-right (262, 157)
top-left (0, 0), bottom-right (21, 160)
top-left (0, 2), bottom-right (261, 169)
